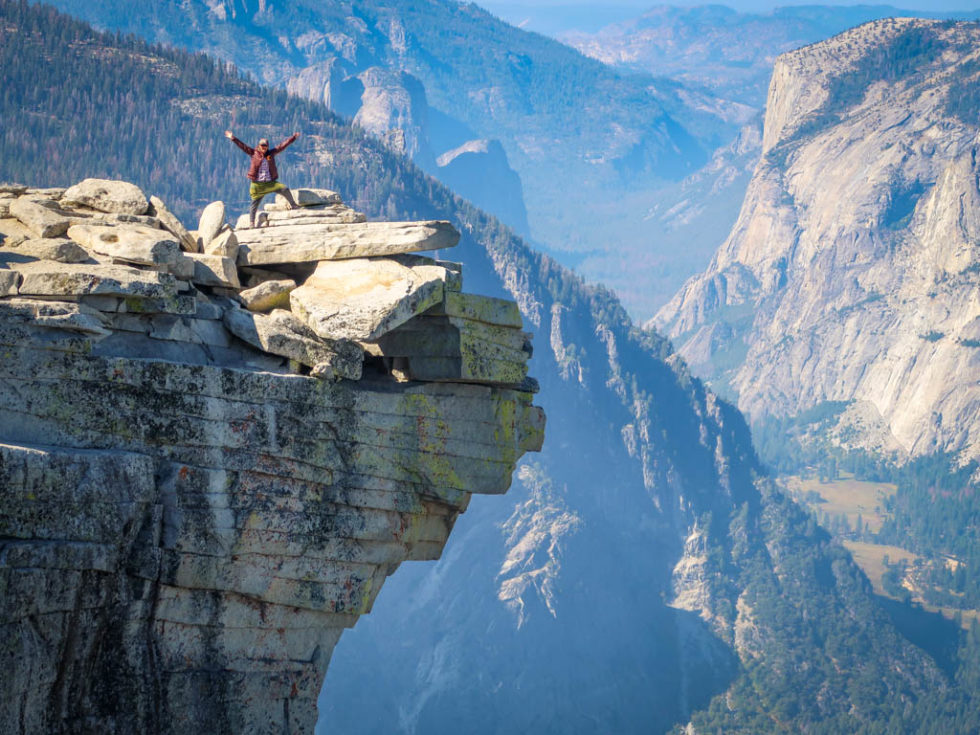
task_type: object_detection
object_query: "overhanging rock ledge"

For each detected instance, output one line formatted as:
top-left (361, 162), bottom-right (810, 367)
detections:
top-left (0, 180), bottom-right (545, 734)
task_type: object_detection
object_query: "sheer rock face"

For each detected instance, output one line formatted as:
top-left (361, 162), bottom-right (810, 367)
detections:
top-left (0, 179), bottom-right (544, 734)
top-left (655, 19), bottom-right (980, 459)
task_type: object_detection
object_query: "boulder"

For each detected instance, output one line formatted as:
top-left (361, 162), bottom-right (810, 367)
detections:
top-left (67, 224), bottom-right (181, 268)
top-left (197, 201), bottom-right (225, 249)
top-left (236, 220), bottom-right (460, 266)
top-left (289, 257), bottom-right (451, 341)
top-left (0, 197), bottom-right (14, 218)
top-left (183, 253), bottom-right (240, 289)
top-left (223, 306), bottom-right (362, 379)
top-left (239, 278), bottom-right (296, 313)
top-left (0, 218), bottom-right (33, 248)
top-left (11, 261), bottom-right (178, 300)
top-left (62, 178), bottom-right (149, 215)
top-left (267, 188), bottom-right (342, 210)
top-left (0, 185), bottom-right (27, 195)
top-left (148, 196), bottom-right (198, 252)
top-left (0, 268), bottom-right (18, 296)
top-left (1, 238), bottom-right (90, 264)
top-left (9, 198), bottom-right (71, 238)
top-left (25, 187), bottom-right (66, 200)
top-left (204, 226), bottom-right (238, 259)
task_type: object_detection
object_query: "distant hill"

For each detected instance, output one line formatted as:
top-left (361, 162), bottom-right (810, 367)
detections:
top-left (564, 4), bottom-right (978, 107)
top-left (5, 3), bottom-right (980, 733)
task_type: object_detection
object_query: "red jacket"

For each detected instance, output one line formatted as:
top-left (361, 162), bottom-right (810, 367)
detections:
top-left (231, 133), bottom-right (298, 181)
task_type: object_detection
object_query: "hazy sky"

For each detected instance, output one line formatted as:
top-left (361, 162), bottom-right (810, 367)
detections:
top-left (475, 0), bottom-right (980, 34)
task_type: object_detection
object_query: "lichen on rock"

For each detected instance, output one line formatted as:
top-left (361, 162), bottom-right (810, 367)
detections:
top-left (0, 178), bottom-right (544, 734)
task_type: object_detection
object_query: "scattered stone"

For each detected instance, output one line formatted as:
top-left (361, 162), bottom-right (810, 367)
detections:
top-left (236, 220), bottom-right (460, 266)
top-left (62, 178), bottom-right (149, 215)
top-left (267, 188), bottom-right (342, 210)
top-left (148, 195), bottom-right (198, 252)
top-left (183, 253), bottom-right (241, 289)
top-left (197, 201), bottom-right (225, 250)
top-left (0, 218), bottom-right (33, 247)
top-left (290, 257), bottom-right (450, 341)
top-left (0, 184), bottom-right (27, 195)
top-left (10, 197), bottom-right (72, 238)
top-left (67, 224), bottom-right (181, 268)
top-left (12, 260), bottom-right (179, 300)
top-left (204, 226), bottom-right (238, 259)
top-left (0, 268), bottom-right (19, 296)
top-left (1, 237), bottom-right (90, 264)
top-left (224, 306), bottom-right (362, 379)
top-left (239, 278), bottom-right (296, 312)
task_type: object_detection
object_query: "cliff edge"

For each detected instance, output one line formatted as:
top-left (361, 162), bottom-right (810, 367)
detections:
top-left (0, 179), bottom-right (544, 733)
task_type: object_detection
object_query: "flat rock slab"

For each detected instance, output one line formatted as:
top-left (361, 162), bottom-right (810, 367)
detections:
top-left (1, 238), bottom-right (90, 264)
top-left (184, 253), bottom-right (240, 289)
top-left (426, 291), bottom-right (523, 328)
top-left (392, 355), bottom-right (528, 387)
top-left (366, 315), bottom-right (530, 363)
top-left (10, 198), bottom-right (71, 239)
top-left (12, 261), bottom-right (178, 300)
top-left (149, 196), bottom-right (198, 252)
top-left (290, 257), bottom-right (451, 341)
top-left (266, 188), bottom-right (342, 210)
top-left (236, 220), bottom-right (460, 266)
top-left (234, 206), bottom-right (365, 230)
top-left (0, 298), bottom-right (110, 337)
top-left (67, 224), bottom-right (181, 268)
top-left (62, 179), bottom-right (149, 215)
top-left (224, 307), bottom-right (362, 379)
top-left (240, 278), bottom-right (296, 312)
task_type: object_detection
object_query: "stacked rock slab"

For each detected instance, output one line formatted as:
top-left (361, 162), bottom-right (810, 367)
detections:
top-left (0, 181), bottom-right (544, 734)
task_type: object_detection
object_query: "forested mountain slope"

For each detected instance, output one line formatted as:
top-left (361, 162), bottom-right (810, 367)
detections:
top-left (4, 2), bottom-right (980, 732)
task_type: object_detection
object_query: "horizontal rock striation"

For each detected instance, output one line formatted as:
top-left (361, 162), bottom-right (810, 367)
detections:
top-left (0, 180), bottom-right (544, 733)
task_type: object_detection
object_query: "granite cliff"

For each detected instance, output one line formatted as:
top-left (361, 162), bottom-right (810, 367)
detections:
top-left (0, 179), bottom-right (543, 733)
top-left (655, 18), bottom-right (980, 461)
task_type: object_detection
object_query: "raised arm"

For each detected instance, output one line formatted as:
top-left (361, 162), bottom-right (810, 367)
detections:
top-left (271, 132), bottom-right (300, 155)
top-left (225, 130), bottom-right (254, 156)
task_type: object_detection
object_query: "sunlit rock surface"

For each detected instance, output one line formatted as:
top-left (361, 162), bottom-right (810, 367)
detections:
top-left (0, 179), bottom-right (544, 734)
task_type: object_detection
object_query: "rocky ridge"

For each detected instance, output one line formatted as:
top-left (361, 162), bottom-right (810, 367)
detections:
top-left (0, 179), bottom-right (544, 733)
top-left (654, 18), bottom-right (980, 460)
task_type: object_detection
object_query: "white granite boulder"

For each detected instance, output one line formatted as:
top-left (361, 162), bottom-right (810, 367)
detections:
top-left (183, 253), bottom-right (240, 289)
top-left (197, 201), bottom-right (225, 250)
top-left (148, 195), bottom-right (198, 252)
top-left (223, 306), bottom-right (362, 379)
top-left (62, 178), bottom-right (149, 215)
top-left (203, 226), bottom-right (238, 259)
top-left (289, 256), bottom-right (453, 341)
top-left (0, 268), bottom-right (18, 296)
top-left (67, 224), bottom-right (181, 268)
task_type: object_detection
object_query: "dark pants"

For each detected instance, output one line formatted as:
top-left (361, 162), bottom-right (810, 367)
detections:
top-left (250, 186), bottom-right (297, 227)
